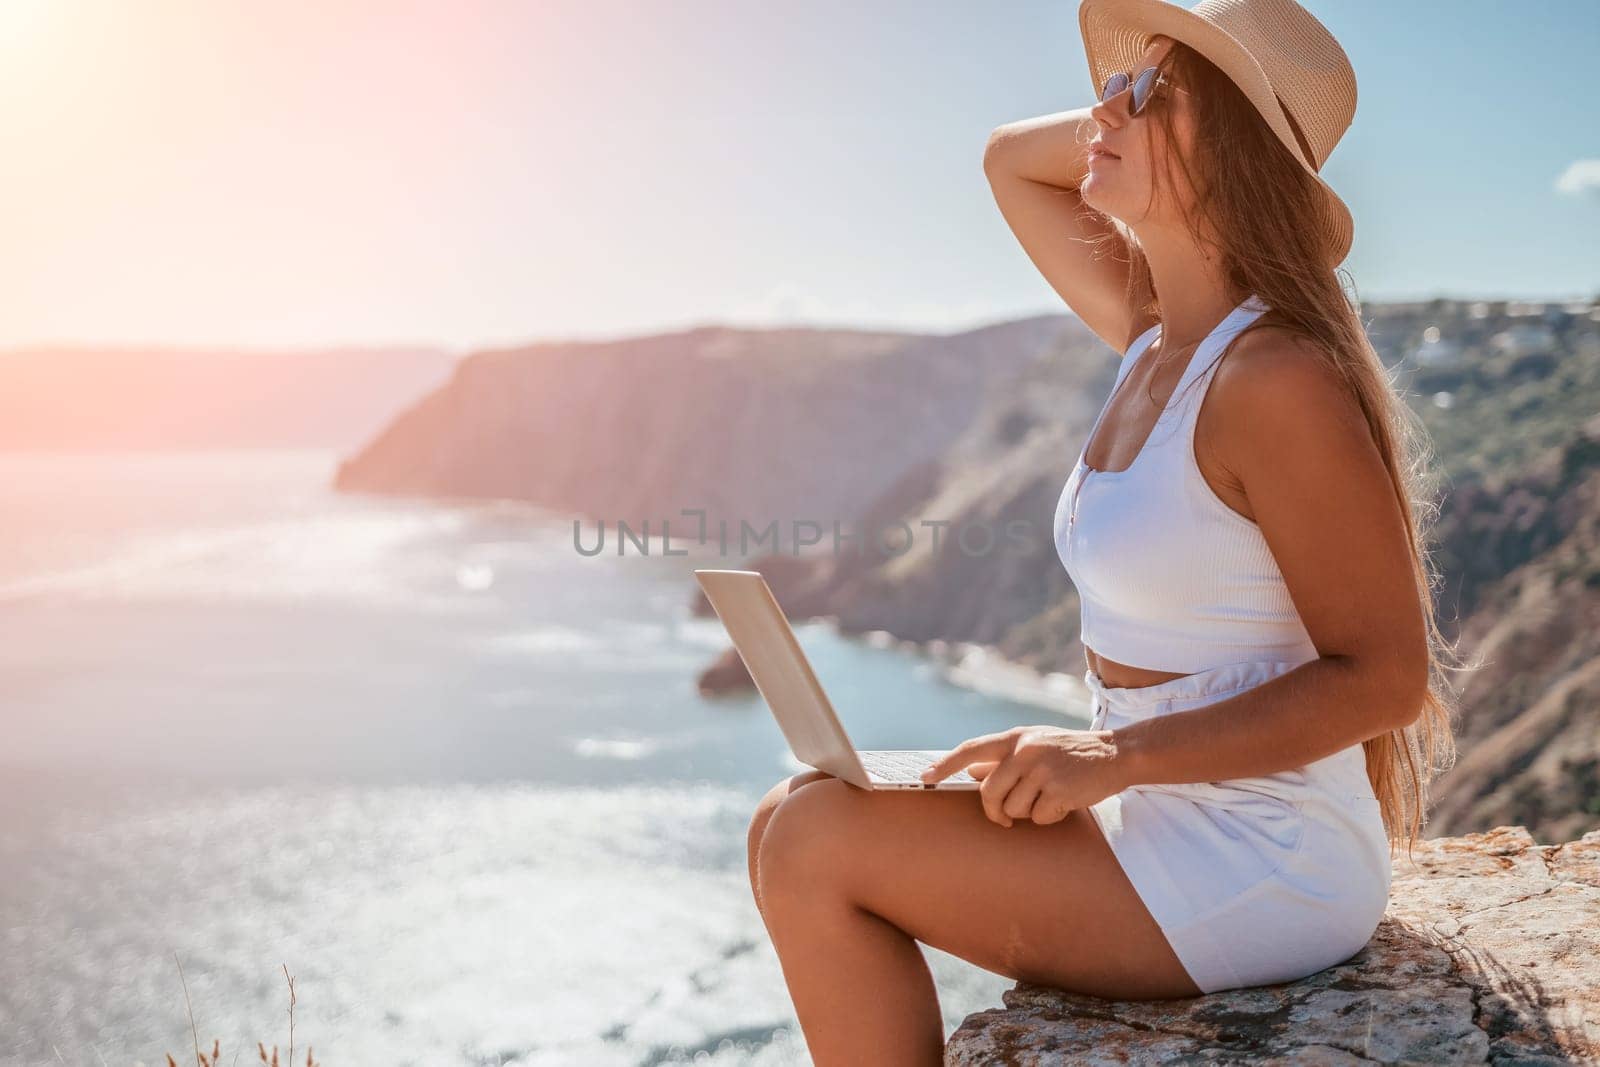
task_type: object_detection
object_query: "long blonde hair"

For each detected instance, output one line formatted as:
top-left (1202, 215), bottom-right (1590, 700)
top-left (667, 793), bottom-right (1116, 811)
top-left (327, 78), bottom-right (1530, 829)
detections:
top-left (1087, 42), bottom-right (1479, 858)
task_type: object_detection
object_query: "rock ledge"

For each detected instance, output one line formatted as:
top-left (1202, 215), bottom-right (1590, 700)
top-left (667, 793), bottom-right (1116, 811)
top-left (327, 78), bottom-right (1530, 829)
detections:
top-left (945, 825), bottom-right (1600, 1065)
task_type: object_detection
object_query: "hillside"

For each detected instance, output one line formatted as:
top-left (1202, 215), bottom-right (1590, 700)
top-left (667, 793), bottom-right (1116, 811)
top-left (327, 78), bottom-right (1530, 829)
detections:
top-left (334, 317), bottom-right (1078, 535)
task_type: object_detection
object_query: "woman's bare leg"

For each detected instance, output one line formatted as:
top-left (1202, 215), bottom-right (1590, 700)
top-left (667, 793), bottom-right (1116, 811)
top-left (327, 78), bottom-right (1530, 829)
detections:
top-left (751, 777), bottom-right (1202, 1067)
top-left (747, 770), bottom-right (835, 916)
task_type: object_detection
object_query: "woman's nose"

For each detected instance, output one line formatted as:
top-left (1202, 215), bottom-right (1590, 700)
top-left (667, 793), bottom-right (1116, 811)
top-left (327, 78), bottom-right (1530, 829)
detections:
top-left (1089, 87), bottom-right (1129, 128)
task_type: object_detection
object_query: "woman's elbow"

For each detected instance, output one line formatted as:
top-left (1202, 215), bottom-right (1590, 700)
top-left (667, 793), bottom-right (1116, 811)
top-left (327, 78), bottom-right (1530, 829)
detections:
top-left (1374, 649), bottom-right (1432, 732)
top-left (982, 126), bottom-right (1016, 175)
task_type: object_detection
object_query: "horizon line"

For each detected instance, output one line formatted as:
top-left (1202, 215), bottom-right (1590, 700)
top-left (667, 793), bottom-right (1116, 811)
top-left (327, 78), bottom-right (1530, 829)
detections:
top-left (5, 288), bottom-right (1597, 358)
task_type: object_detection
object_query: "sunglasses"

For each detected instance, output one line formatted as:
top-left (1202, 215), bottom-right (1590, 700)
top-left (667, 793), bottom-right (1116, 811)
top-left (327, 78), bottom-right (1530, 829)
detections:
top-left (1098, 66), bottom-right (1188, 115)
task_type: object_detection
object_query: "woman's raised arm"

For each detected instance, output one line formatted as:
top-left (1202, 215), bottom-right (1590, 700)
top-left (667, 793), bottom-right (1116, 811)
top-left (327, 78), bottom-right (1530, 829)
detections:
top-left (983, 106), bottom-right (1147, 354)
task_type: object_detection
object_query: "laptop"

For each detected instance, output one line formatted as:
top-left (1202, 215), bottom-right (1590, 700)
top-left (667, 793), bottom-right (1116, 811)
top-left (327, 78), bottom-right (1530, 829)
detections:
top-left (694, 568), bottom-right (979, 791)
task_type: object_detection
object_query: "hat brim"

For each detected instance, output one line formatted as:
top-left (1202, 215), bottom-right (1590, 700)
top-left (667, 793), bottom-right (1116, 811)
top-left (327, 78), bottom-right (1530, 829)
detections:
top-left (1078, 0), bottom-right (1353, 266)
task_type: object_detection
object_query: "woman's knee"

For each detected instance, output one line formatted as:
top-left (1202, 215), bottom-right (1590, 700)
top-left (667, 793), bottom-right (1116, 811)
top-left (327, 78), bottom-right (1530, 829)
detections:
top-left (755, 777), bottom-right (860, 908)
top-left (747, 770), bottom-right (834, 867)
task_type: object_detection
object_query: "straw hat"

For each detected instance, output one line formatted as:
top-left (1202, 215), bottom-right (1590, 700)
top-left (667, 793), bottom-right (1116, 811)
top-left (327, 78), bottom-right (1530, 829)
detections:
top-left (1077, 0), bottom-right (1357, 265)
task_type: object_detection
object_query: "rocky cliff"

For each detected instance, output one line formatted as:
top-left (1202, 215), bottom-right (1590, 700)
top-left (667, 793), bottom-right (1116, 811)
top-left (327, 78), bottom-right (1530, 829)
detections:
top-left (686, 316), bottom-right (1121, 663)
top-left (1424, 417), bottom-right (1600, 842)
top-left (946, 825), bottom-right (1600, 1065)
top-left (334, 317), bottom-right (1077, 538)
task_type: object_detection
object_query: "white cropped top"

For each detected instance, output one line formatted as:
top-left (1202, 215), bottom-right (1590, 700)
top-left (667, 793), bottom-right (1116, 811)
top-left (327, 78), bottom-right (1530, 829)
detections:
top-left (1053, 294), bottom-right (1320, 674)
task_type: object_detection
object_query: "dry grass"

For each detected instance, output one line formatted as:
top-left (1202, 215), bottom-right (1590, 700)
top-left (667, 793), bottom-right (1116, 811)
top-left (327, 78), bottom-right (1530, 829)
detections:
top-left (165, 955), bottom-right (319, 1067)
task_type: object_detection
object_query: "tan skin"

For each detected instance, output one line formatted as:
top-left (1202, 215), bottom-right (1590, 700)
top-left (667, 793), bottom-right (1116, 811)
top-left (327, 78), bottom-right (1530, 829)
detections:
top-left (747, 36), bottom-right (1431, 1067)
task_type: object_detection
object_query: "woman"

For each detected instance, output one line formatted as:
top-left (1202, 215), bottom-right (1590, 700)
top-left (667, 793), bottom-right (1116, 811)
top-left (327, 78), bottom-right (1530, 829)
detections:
top-left (747, 1), bottom-right (1464, 1062)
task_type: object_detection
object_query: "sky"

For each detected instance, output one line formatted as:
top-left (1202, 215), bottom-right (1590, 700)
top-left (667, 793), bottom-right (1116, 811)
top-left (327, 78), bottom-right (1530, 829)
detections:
top-left (2, 0), bottom-right (1596, 351)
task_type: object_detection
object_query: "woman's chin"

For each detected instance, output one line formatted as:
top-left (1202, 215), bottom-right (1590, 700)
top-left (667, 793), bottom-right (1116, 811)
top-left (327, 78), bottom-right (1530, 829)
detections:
top-left (1079, 179), bottom-right (1117, 216)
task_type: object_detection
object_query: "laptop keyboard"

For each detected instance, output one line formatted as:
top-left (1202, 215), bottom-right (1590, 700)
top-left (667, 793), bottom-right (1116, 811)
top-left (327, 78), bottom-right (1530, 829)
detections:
top-left (859, 749), bottom-right (977, 785)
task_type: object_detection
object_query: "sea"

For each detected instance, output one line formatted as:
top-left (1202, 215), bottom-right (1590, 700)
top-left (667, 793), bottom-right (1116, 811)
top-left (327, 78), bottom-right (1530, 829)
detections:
top-left (0, 450), bottom-right (1093, 1067)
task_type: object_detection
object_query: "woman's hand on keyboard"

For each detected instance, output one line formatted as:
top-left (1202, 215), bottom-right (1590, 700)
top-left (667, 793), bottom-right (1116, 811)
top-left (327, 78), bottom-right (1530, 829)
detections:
top-left (919, 725), bottom-right (1128, 827)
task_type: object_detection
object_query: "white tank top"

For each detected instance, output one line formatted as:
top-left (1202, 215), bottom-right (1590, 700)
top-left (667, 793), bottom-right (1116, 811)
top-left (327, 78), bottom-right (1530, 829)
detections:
top-left (1053, 294), bottom-right (1320, 674)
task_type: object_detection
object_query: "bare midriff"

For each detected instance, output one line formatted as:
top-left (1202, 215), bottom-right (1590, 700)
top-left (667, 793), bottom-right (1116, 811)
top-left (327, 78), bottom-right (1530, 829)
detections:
top-left (1084, 646), bottom-right (1197, 690)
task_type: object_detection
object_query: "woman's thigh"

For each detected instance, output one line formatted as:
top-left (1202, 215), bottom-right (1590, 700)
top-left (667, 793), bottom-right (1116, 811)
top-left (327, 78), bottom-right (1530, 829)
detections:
top-left (757, 777), bottom-right (1203, 1001)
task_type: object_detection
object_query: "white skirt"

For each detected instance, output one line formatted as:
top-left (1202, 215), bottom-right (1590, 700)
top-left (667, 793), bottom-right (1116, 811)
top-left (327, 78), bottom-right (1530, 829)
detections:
top-left (1083, 657), bottom-right (1393, 994)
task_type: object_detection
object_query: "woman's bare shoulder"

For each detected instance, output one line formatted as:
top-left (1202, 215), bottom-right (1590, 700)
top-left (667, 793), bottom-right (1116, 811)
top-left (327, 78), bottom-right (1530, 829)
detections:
top-left (1207, 325), bottom-right (1366, 454)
